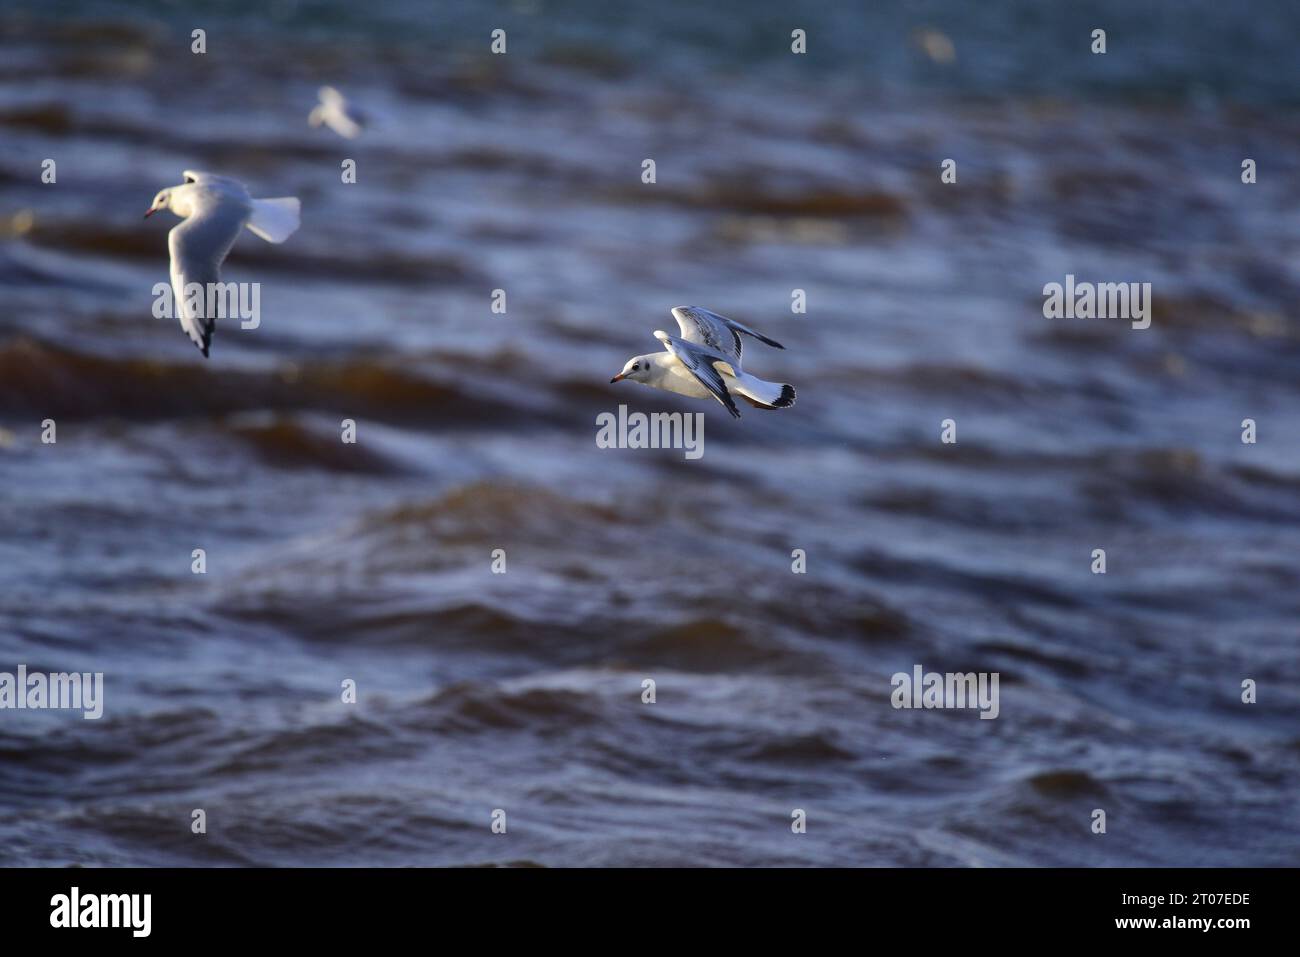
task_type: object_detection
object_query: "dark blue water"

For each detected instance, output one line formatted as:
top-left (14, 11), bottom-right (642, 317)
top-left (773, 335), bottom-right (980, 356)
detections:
top-left (0, 0), bottom-right (1297, 866)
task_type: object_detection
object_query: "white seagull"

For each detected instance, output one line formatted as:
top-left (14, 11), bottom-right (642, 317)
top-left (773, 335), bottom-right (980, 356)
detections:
top-left (308, 86), bottom-right (365, 139)
top-left (610, 306), bottom-right (796, 418)
top-left (144, 170), bottom-right (301, 357)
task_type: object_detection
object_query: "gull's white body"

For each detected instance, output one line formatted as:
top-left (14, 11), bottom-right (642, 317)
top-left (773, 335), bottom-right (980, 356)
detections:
top-left (636, 352), bottom-right (718, 401)
top-left (611, 306), bottom-right (796, 418)
top-left (146, 170), bottom-right (300, 357)
top-left (309, 86), bottom-right (364, 139)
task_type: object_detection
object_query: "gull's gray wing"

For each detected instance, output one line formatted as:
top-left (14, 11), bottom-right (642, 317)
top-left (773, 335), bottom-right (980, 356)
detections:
top-left (654, 330), bottom-right (741, 418)
top-left (672, 305), bottom-right (784, 360)
top-left (168, 199), bottom-right (247, 357)
top-left (671, 305), bottom-right (743, 364)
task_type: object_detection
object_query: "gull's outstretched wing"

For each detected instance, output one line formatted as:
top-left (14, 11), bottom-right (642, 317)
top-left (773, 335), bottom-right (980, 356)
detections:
top-left (654, 330), bottom-right (741, 418)
top-left (671, 305), bottom-right (742, 364)
top-left (168, 198), bottom-right (247, 357)
top-left (671, 305), bottom-right (784, 363)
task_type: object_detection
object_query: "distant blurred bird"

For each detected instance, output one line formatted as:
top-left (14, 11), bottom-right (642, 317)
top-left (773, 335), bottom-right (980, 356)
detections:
top-left (913, 28), bottom-right (956, 64)
top-left (144, 170), bottom-right (301, 357)
top-left (309, 86), bottom-right (365, 139)
top-left (610, 306), bottom-right (796, 418)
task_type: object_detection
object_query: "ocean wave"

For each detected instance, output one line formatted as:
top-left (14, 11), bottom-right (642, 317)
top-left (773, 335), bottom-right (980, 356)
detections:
top-left (0, 338), bottom-right (518, 427)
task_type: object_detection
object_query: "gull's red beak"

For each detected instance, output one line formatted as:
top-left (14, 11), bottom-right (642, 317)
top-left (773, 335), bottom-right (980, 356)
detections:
top-left (143, 208), bottom-right (156, 219)
top-left (610, 373), bottom-right (624, 383)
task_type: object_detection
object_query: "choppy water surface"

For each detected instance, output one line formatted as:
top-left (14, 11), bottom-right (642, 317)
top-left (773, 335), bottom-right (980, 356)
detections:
top-left (1, 1), bottom-right (1298, 866)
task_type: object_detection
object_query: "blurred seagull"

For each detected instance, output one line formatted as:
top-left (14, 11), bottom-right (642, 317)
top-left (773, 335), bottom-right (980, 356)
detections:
top-left (610, 306), bottom-right (796, 418)
top-left (144, 170), bottom-right (300, 357)
top-left (309, 86), bottom-right (365, 139)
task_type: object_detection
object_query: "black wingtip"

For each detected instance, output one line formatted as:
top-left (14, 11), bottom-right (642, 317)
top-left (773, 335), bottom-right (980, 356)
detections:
top-left (745, 329), bottom-right (784, 349)
top-left (773, 384), bottom-right (796, 408)
top-left (712, 388), bottom-right (741, 418)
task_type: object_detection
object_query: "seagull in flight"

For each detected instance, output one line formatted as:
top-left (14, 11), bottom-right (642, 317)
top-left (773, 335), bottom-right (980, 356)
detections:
top-left (610, 306), bottom-right (796, 418)
top-left (309, 86), bottom-right (365, 139)
top-left (144, 170), bottom-right (300, 357)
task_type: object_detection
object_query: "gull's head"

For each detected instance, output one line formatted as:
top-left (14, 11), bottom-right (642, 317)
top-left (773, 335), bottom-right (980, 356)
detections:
top-left (610, 355), bottom-right (654, 384)
top-left (143, 188), bottom-right (172, 219)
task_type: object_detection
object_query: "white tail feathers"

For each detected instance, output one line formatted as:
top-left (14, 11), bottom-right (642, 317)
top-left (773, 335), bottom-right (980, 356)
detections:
top-left (246, 197), bottom-right (301, 243)
top-left (730, 371), bottom-right (796, 410)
